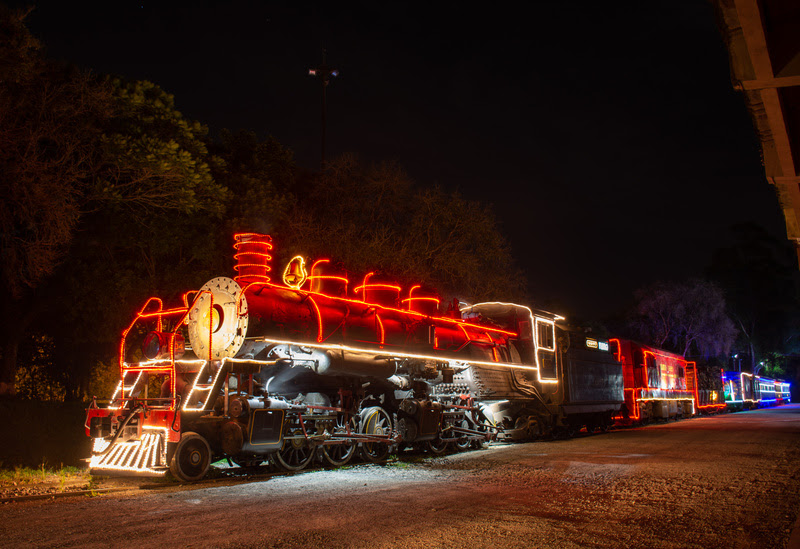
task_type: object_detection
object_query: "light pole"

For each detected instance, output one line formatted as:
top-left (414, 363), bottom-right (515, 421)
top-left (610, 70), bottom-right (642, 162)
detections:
top-left (309, 50), bottom-right (338, 170)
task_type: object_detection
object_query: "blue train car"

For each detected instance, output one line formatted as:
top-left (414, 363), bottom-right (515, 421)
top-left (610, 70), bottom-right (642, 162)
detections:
top-left (723, 371), bottom-right (791, 410)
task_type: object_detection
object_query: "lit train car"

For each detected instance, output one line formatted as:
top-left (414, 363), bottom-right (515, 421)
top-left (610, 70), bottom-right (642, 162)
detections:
top-left (777, 380), bottom-right (791, 404)
top-left (722, 371), bottom-right (745, 410)
top-left (685, 364), bottom-right (726, 414)
top-left (755, 375), bottom-right (776, 407)
top-left (85, 233), bottom-right (624, 481)
top-left (439, 321), bottom-right (624, 440)
top-left (608, 339), bottom-right (697, 423)
top-left (722, 371), bottom-right (791, 410)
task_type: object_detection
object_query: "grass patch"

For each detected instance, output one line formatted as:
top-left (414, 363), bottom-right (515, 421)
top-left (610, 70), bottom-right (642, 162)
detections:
top-left (0, 463), bottom-right (90, 491)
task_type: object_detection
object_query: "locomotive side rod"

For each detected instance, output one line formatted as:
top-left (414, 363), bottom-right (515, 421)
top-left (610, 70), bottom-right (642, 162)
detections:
top-left (446, 425), bottom-right (492, 437)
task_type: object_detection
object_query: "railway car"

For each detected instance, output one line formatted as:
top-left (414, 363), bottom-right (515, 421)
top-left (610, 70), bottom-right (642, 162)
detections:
top-left (608, 339), bottom-right (699, 423)
top-left (777, 380), bottom-right (791, 404)
top-left (85, 233), bottom-right (625, 481)
top-left (685, 364), bottom-right (727, 414)
top-left (722, 371), bottom-right (745, 410)
top-left (435, 313), bottom-right (624, 441)
top-left (723, 371), bottom-right (792, 410)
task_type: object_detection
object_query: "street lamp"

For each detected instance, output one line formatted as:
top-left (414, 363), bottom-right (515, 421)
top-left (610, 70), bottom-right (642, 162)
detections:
top-left (309, 50), bottom-right (338, 170)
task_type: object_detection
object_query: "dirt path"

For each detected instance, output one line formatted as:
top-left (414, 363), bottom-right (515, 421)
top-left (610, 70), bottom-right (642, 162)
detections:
top-left (2, 405), bottom-right (799, 548)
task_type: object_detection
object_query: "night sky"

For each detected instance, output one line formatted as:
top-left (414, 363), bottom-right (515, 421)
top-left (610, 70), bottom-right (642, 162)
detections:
top-left (15, 1), bottom-right (788, 321)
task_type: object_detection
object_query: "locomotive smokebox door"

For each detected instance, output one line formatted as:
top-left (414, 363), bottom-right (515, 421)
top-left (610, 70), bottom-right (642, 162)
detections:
top-left (187, 277), bottom-right (249, 361)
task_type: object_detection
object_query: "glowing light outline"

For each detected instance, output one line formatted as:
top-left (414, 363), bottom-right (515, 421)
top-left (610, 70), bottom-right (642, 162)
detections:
top-left (466, 301), bottom-right (560, 384)
top-left (282, 255), bottom-right (308, 289)
top-left (307, 296), bottom-right (324, 343)
top-left (376, 314), bottom-right (385, 347)
top-left (89, 427), bottom-right (169, 475)
top-left (233, 233), bottom-right (273, 284)
top-left (236, 282), bottom-right (520, 337)
top-left (253, 336), bottom-right (541, 372)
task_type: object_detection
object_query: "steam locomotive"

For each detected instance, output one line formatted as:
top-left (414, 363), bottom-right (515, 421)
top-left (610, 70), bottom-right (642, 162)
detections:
top-left (85, 233), bottom-right (625, 480)
top-left (85, 233), bottom-right (784, 481)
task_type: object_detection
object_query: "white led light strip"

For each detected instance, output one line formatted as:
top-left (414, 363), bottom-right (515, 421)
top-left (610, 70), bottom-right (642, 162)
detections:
top-left (467, 301), bottom-right (561, 385)
top-left (177, 333), bottom-right (553, 412)
top-left (89, 428), bottom-right (169, 475)
top-left (254, 337), bottom-right (541, 371)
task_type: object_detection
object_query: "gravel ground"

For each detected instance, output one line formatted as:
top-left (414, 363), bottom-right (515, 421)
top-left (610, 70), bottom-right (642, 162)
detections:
top-left (1, 404), bottom-right (799, 548)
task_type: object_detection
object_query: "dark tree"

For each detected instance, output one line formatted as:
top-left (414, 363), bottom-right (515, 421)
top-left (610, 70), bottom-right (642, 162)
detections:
top-left (707, 223), bottom-right (800, 376)
top-left (628, 279), bottom-right (737, 358)
top-left (0, 6), bottom-right (112, 396)
top-left (276, 154), bottom-right (526, 303)
top-left (42, 78), bottom-right (231, 400)
top-left (211, 129), bottom-right (296, 238)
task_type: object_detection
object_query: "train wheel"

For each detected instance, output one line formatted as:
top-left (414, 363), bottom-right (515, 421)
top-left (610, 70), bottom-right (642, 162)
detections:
top-left (170, 432), bottom-right (211, 482)
top-left (453, 418), bottom-right (472, 452)
top-left (322, 414), bottom-right (357, 467)
top-left (359, 406), bottom-right (392, 463)
top-left (426, 437), bottom-right (450, 454)
top-left (274, 427), bottom-right (315, 471)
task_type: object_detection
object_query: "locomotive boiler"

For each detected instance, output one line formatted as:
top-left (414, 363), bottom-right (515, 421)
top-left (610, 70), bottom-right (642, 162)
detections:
top-left (85, 233), bottom-right (625, 481)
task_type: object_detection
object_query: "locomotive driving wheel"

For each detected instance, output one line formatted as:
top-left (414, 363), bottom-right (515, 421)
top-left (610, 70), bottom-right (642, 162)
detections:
top-left (274, 416), bottom-right (315, 471)
top-left (170, 432), bottom-right (212, 482)
top-left (359, 406), bottom-right (392, 463)
top-left (426, 436), bottom-right (450, 454)
top-left (453, 416), bottom-right (473, 452)
top-left (321, 413), bottom-right (358, 467)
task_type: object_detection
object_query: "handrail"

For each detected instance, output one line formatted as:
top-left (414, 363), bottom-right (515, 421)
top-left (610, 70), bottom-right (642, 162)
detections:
top-left (117, 290), bottom-right (213, 411)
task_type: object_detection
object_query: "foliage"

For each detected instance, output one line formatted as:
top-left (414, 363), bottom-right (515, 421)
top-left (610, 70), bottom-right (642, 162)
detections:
top-left (276, 154), bottom-right (525, 303)
top-left (38, 78), bottom-right (232, 400)
top-left (628, 278), bottom-right (737, 358)
top-left (87, 361), bottom-right (120, 402)
top-left (0, 7), bottom-right (236, 397)
top-left (706, 223), bottom-right (800, 372)
top-left (0, 9), bottom-right (525, 400)
top-left (0, 464), bottom-right (87, 486)
top-left (757, 351), bottom-right (787, 379)
top-left (95, 78), bottom-right (228, 217)
top-left (211, 129), bottom-right (296, 250)
top-left (0, 6), bottom-right (112, 299)
top-left (13, 334), bottom-right (65, 401)
top-left (0, 5), bottom-right (115, 397)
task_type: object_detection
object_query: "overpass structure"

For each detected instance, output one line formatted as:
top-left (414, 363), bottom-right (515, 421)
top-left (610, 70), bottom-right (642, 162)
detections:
top-left (714, 0), bottom-right (800, 265)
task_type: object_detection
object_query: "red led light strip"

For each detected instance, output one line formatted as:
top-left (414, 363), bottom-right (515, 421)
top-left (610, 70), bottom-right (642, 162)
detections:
top-left (236, 281), bottom-right (519, 337)
top-left (401, 285), bottom-right (441, 311)
top-left (307, 259), bottom-right (350, 292)
top-left (307, 296), bottom-right (324, 343)
top-left (117, 290), bottom-right (213, 409)
top-left (233, 233), bottom-right (273, 284)
top-left (611, 340), bottom-right (724, 420)
top-left (376, 314), bottom-right (385, 347)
